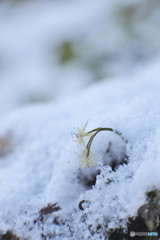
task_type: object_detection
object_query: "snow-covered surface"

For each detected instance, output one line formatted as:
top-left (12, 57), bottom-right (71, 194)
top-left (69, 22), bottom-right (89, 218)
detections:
top-left (0, 0), bottom-right (160, 239)
top-left (0, 61), bottom-right (160, 239)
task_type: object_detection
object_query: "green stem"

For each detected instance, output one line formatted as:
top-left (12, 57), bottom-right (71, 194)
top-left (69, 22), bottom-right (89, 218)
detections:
top-left (87, 127), bottom-right (113, 134)
top-left (86, 128), bottom-right (128, 157)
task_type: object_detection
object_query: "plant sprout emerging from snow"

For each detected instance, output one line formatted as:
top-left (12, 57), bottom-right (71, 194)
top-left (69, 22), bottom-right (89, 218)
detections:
top-left (74, 121), bottom-right (128, 168)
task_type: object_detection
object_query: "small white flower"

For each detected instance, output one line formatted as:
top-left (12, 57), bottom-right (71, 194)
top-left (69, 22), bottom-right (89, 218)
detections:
top-left (80, 152), bottom-right (95, 168)
top-left (75, 120), bottom-right (92, 146)
top-left (78, 149), bottom-right (99, 168)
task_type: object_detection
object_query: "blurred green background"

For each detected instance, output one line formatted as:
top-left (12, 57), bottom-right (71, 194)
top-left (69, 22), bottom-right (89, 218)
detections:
top-left (0, 0), bottom-right (160, 116)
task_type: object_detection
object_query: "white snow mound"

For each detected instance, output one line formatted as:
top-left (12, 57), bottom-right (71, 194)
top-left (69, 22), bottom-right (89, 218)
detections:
top-left (0, 62), bottom-right (160, 239)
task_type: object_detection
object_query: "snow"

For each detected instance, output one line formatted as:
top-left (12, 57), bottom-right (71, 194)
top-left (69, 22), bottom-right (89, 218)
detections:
top-left (0, 0), bottom-right (160, 239)
top-left (0, 61), bottom-right (160, 239)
